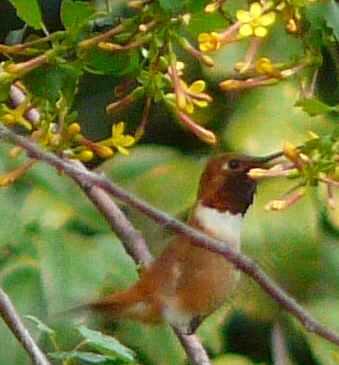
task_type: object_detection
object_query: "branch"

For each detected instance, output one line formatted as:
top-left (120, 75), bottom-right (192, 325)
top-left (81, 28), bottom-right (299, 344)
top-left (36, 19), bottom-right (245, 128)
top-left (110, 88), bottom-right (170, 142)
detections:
top-left (0, 288), bottom-right (51, 365)
top-left (0, 125), bottom-right (339, 348)
top-left (74, 172), bottom-right (153, 267)
top-left (174, 329), bottom-right (211, 365)
top-left (271, 321), bottom-right (293, 365)
top-left (7, 86), bottom-right (211, 365)
top-left (70, 164), bottom-right (211, 365)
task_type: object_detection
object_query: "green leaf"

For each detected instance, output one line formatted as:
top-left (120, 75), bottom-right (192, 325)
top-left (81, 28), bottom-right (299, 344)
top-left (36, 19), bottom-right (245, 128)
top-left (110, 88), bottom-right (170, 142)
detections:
top-left (36, 231), bottom-right (136, 313)
top-left (213, 354), bottom-right (256, 365)
top-left (25, 315), bottom-right (55, 335)
top-left (0, 82), bottom-right (10, 102)
top-left (302, 299), bottom-right (339, 365)
top-left (323, 0), bottom-right (339, 40)
top-left (296, 98), bottom-right (338, 116)
top-left (187, 11), bottom-right (228, 34)
top-left (78, 326), bottom-right (135, 362)
top-left (85, 49), bottom-right (140, 76)
top-left (49, 351), bottom-right (110, 364)
top-left (158, 0), bottom-right (184, 12)
top-left (61, 0), bottom-right (95, 31)
top-left (305, 0), bottom-right (339, 43)
top-left (8, 0), bottom-right (43, 29)
top-left (115, 323), bottom-right (185, 365)
top-left (24, 65), bottom-right (80, 104)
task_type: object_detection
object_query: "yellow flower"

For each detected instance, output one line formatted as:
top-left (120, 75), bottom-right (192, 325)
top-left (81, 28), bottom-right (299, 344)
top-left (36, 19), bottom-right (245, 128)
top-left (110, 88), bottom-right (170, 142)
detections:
top-left (167, 80), bottom-right (212, 114)
top-left (205, 2), bottom-right (219, 13)
top-left (100, 122), bottom-right (135, 155)
top-left (198, 32), bottom-right (221, 52)
top-left (181, 80), bottom-right (211, 114)
top-left (255, 57), bottom-right (282, 78)
top-left (236, 2), bottom-right (276, 38)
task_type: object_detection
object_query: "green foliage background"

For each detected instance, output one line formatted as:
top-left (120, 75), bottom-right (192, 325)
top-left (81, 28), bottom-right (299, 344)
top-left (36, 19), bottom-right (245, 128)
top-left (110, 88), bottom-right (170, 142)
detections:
top-left (0, 1), bottom-right (338, 365)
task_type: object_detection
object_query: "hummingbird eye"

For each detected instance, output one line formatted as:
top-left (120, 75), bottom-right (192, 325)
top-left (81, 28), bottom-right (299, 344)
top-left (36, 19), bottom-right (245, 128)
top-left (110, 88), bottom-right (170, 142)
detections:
top-left (228, 159), bottom-right (240, 170)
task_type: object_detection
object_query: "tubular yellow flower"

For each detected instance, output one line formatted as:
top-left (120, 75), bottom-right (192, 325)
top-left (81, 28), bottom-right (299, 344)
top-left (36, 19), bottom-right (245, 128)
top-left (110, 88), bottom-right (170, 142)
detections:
top-left (198, 32), bottom-right (221, 52)
top-left (182, 80), bottom-right (211, 113)
top-left (167, 80), bottom-right (212, 114)
top-left (255, 57), bottom-right (282, 78)
top-left (0, 160), bottom-right (36, 187)
top-left (100, 122), bottom-right (135, 155)
top-left (236, 2), bottom-right (276, 38)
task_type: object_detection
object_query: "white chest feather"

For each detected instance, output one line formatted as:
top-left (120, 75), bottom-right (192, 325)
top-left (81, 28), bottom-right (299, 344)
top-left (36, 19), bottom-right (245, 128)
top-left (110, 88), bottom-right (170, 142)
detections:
top-left (194, 203), bottom-right (242, 249)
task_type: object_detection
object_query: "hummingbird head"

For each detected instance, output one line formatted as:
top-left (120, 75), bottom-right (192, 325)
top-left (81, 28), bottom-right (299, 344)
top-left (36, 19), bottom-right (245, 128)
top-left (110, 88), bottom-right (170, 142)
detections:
top-left (197, 152), bottom-right (280, 215)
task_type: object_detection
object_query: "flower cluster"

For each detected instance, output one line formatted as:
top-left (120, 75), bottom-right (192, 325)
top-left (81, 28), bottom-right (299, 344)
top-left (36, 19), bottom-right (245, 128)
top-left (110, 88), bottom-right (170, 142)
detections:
top-left (249, 132), bottom-right (339, 211)
top-left (236, 2), bottom-right (276, 38)
top-left (198, 32), bottom-right (221, 52)
top-left (0, 0), bottom-right (335, 201)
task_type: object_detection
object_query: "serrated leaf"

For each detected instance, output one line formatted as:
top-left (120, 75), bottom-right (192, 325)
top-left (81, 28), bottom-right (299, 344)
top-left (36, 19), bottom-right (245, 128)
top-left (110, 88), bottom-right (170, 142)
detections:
top-left (296, 98), bottom-right (337, 116)
top-left (25, 315), bottom-right (55, 335)
top-left (49, 351), bottom-right (110, 364)
top-left (61, 0), bottom-right (95, 31)
top-left (78, 326), bottom-right (135, 362)
top-left (8, 0), bottom-right (43, 29)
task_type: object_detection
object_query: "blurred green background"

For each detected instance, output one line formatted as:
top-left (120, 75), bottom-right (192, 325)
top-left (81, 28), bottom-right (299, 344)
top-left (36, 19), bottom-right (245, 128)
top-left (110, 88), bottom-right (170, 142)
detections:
top-left (0, 1), bottom-right (338, 365)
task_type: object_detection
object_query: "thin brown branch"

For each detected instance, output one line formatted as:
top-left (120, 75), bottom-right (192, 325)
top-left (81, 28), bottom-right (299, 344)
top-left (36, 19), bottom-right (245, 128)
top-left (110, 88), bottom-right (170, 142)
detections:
top-left (79, 24), bottom-right (124, 49)
top-left (174, 329), bottom-right (211, 365)
top-left (0, 288), bottom-right (51, 365)
top-left (71, 166), bottom-right (153, 267)
top-left (70, 163), bottom-right (211, 365)
top-left (272, 321), bottom-right (293, 365)
top-left (0, 125), bottom-right (339, 347)
top-left (7, 86), bottom-right (210, 365)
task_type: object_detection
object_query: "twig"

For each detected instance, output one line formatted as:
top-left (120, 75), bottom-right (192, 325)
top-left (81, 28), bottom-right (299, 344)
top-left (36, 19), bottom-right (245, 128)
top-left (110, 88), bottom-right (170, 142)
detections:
top-left (7, 86), bottom-right (211, 365)
top-left (0, 125), bottom-right (339, 347)
top-left (174, 329), bottom-right (211, 365)
top-left (70, 165), bottom-right (211, 364)
top-left (272, 321), bottom-right (293, 365)
top-left (0, 288), bottom-right (51, 365)
top-left (70, 164), bottom-right (211, 364)
top-left (71, 167), bottom-right (153, 267)
top-left (79, 23), bottom-right (124, 49)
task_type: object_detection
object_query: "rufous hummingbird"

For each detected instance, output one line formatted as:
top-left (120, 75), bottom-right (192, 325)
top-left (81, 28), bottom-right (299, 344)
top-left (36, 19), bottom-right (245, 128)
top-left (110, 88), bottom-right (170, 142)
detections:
top-left (81, 152), bottom-right (279, 334)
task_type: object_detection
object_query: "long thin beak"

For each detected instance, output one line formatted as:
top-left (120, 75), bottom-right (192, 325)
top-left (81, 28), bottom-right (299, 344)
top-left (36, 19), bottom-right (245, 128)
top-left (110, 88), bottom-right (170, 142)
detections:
top-left (250, 150), bottom-right (284, 167)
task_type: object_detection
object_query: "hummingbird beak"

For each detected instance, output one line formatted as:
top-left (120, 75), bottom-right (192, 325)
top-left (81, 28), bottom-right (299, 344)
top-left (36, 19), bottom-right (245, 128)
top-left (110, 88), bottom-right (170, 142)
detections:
top-left (248, 150), bottom-right (284, 169)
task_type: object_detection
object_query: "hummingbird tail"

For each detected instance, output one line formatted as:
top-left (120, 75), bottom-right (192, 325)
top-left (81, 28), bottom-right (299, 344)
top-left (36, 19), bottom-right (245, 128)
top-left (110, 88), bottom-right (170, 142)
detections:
top-left (85, 286), bottom-right (160, 323)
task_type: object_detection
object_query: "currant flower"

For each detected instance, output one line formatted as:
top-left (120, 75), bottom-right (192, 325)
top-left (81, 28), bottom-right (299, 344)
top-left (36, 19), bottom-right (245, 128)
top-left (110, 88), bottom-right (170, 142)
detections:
top-left (167, 80), bottom-right (212, 114)
top-left (198, 32), bottom-right (221, 52)
top-left (236, 2), bottom-right (276, 38)
top-left (205, 2), bottom-right (219, 13)
top-left (100, 122), bottom-right (135, 155)
top-left (182, 80), bottom-right (211, 114)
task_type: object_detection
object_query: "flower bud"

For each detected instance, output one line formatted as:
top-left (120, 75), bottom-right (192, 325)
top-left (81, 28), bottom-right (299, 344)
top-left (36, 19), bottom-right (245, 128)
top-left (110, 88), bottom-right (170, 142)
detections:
top-left (67, 123), bottom-right (81, 136)
top-left (79, 150), bottom-right (94, 162)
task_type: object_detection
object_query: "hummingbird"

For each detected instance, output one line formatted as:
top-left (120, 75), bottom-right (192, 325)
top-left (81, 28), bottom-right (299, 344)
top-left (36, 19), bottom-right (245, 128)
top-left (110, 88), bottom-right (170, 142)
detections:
top-left (81, 152), bottom-right (279, 334)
